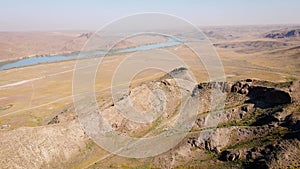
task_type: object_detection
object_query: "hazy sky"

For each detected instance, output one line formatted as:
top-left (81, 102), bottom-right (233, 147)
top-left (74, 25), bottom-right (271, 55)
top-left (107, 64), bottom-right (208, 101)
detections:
top-left (1, 0), bottom-right (299, 31)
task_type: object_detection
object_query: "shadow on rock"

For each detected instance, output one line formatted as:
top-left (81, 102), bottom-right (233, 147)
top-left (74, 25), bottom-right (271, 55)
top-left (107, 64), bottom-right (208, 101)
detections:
top-left (245, 86), bottom-right (291, 109)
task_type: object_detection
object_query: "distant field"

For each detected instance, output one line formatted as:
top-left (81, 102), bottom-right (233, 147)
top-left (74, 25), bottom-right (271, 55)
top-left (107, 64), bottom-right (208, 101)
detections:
top-left (0, 31), bottom-right (168, 62)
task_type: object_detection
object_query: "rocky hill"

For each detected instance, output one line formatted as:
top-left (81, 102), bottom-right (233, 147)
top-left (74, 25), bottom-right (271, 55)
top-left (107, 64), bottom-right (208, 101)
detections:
top-left (265, 29), bottom-right (300, 39)
top-left (0, 68), bottom-right (299, 169)
top-left (214, 40), bottom-right (291, 54)
top-left (92, 68), bottom-right (300, 168)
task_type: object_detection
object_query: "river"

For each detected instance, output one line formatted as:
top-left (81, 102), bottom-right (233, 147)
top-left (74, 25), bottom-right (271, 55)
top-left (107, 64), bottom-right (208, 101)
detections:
top-left (0, 38), bottom-right (182, 71)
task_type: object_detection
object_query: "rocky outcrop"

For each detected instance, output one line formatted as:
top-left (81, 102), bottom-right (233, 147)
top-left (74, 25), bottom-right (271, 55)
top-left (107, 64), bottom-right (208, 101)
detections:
top-left (226, 139), bottom-right (300, 169)
top-left (188, 127), bottom-right (235, 153)
top-left (227, 80), bottom-right (292, 108)
top-left (231, 81), bottom-right (250, 95)
top-left (184, 78), bottom-right (299, 168)
top-left (215, 131), bottom-right (300, 168)
top-left (77, 32), bottom-right (92, 39)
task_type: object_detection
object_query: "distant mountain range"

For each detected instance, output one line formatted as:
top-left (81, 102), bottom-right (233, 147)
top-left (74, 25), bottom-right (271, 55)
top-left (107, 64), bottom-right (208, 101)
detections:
top-left (265, 29), bottom-right (300, 39)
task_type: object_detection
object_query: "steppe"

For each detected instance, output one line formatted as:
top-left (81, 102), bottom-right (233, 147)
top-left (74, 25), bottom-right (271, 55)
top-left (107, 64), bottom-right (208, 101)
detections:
top-left (0, 25), bottom-right (299, 168)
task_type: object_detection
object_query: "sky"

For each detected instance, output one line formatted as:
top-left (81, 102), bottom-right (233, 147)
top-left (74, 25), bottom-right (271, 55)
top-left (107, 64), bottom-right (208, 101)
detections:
top-left (1, 0), bottom-right (300, 31)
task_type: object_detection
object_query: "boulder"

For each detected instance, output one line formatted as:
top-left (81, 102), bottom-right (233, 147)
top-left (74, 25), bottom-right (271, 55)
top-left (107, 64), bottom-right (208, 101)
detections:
top-left (239, 88), bottom-right (249, 95)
